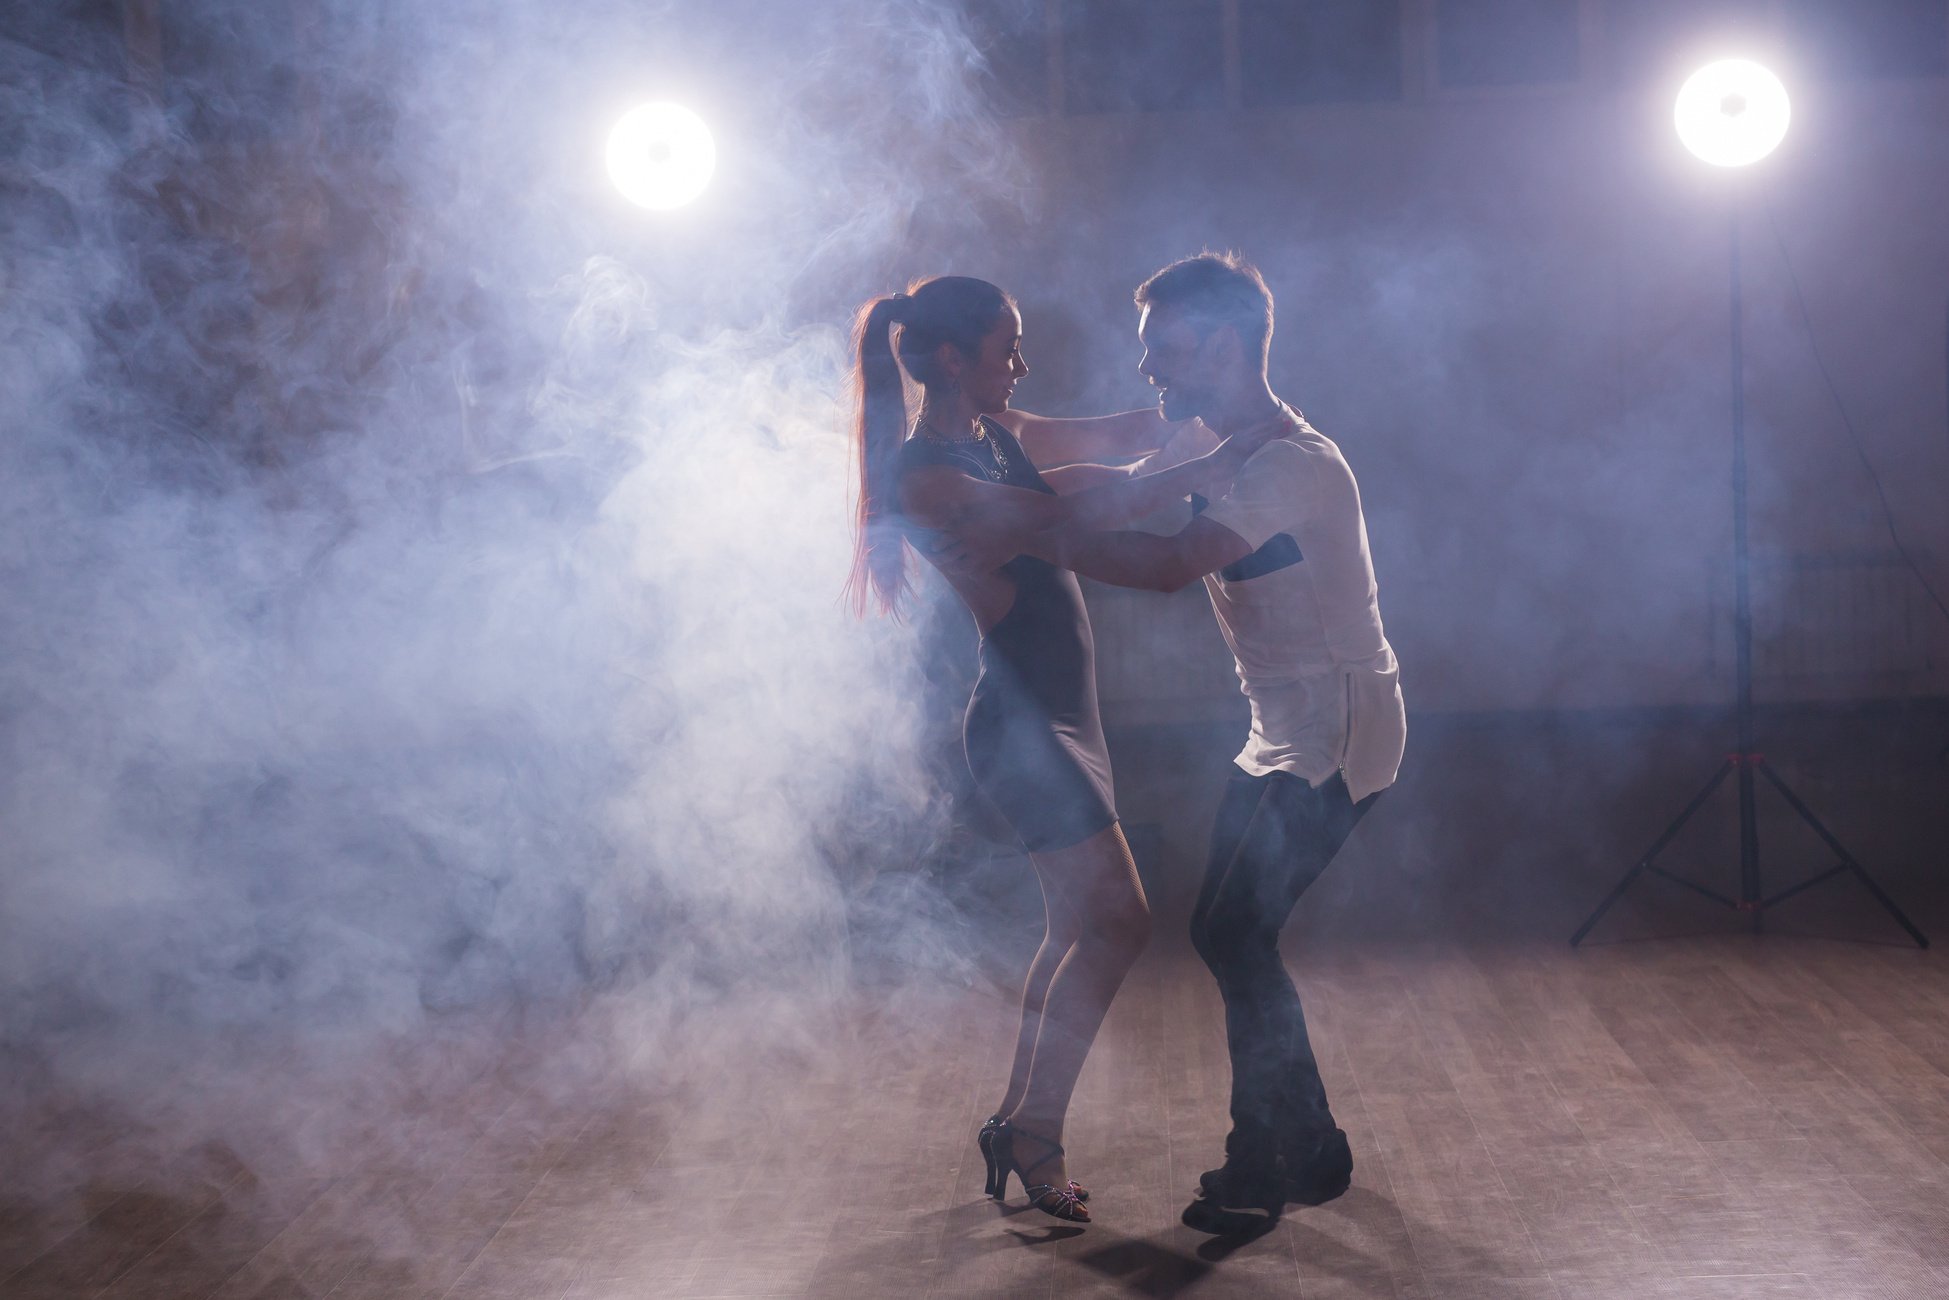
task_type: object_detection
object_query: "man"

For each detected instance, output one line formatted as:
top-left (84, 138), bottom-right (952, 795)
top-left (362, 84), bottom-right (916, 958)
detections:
top-left (1021, 252), bottom-right (1406, 1226)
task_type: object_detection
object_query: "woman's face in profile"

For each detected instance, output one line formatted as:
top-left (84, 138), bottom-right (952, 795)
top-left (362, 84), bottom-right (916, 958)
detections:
top-left (958, 307), bottom-right (1028, 414)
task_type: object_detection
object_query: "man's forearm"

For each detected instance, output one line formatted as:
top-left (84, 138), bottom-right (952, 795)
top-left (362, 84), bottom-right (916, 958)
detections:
top-left (1058, 454), bottom-right (1209, 532)
top-left (1031, 527), bottom-right (1190, 594)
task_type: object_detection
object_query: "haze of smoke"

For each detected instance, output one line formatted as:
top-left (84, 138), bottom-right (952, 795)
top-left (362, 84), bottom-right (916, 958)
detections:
top-left (0, 0), bottom-right (1028, 1188)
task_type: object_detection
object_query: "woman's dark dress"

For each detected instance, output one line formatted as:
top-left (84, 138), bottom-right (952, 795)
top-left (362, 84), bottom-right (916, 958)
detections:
top-left (900, 418), bottom-right (1117, 852)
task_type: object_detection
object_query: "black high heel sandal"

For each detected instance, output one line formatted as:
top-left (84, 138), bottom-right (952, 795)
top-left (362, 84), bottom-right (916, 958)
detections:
top-left (994, 1121), bottom-right (1089, 1223)
top-left (978, 1115), bottom-right (1005, 1198)
top-left (982, 1114), bottom-right (1089, 1202)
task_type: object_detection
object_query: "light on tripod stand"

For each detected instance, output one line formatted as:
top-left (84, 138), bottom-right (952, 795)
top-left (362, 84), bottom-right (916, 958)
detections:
top-left (1570, 58), bottom-right (1927, 949)
top-left (1674, 59), bottom-right (1790, 168)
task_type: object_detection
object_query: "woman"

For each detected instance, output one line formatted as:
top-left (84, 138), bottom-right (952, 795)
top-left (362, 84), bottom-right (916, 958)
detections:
top-left (847, 276), bottom-right (1237, 1222)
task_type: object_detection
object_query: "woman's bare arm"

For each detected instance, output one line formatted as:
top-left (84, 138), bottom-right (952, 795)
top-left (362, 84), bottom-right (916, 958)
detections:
top-left (1037, 462), bottom-right (1137, 495)
top-left (904, 443), bottom-right (1241, 573)
top-left (1038, 420), bottom-right (1218, 496)
top-left (992, 408), bottom-right (1187, 468)
top-left (1057, 446), bottom-right (1238, 532)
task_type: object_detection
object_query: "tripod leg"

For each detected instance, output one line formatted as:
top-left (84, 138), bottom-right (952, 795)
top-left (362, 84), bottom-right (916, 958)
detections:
top-left (1738, 757), bottom-right (1762, 936)
top-left (1571, 865), bottom-right (1647, 949)
top-left (1754, 760), bottom-right (1929, 950)
top-left (1572, 761), bottom-right (1735, 947)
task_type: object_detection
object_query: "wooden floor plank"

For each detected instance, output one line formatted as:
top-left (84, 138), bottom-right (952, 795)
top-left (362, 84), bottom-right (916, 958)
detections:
top-left (0, 1141), bottom-right (248, 1300)
top-left (1357, 1091), bottom-right (1545, 1279)
top-left (7, 938), bottom-right (1949, 1298)
top-left (94, 1172), bottom-right (336, 1300)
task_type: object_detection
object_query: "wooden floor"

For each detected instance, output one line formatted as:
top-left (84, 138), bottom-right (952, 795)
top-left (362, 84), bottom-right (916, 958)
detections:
top-left (4, 932), bottom-right (1948, 1299)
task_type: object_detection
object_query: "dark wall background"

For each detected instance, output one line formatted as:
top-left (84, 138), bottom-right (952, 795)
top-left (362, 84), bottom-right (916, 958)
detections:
top-left (962, 1), bottom-right (1949, 718)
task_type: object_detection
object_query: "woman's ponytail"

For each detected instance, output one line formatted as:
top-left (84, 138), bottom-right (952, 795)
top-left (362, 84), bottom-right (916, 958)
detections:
top-left (844, 276), bottom-right (1010, 617)
top-left (845, 293), bottom-right (912, 617)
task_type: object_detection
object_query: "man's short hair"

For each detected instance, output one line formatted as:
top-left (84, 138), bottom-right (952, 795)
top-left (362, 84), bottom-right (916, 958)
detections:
top-left (1134, 252), bottom-right (1274, 364)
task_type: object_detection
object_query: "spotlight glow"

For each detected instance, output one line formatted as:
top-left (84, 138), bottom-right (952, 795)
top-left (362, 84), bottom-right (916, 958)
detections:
top-left (606, 102), bottom-right (715, 210)
top-left (1675, 60), bottom-right (1789, 168)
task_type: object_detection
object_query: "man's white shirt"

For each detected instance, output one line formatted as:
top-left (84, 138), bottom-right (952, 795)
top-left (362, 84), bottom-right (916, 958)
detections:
top-left (1147, 417), bottom-right (1405, 800)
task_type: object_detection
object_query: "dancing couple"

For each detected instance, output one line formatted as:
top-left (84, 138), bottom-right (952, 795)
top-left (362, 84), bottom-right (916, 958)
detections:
top-left (846, 255), bottom-right (1406, 1229)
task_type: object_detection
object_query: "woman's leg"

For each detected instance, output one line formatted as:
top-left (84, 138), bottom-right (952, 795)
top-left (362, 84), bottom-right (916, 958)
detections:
top-left (1002, 821), bottom-right (1152, 1190)
top-left (993, 868), bottom-right (1083, 1120)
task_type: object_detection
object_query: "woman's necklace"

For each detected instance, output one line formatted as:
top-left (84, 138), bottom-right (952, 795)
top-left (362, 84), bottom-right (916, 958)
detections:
top-left (917, 417), bottom-right (1010, 482)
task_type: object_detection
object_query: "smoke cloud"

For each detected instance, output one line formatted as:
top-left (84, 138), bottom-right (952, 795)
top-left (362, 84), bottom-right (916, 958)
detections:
top-left (1, 0), bottom-right (1034, 1207)
top-left (9, 5), bottom-right (1942, 1280)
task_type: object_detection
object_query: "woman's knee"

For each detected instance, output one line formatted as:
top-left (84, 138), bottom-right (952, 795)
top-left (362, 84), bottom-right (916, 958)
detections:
top-left (1034, 824), bottom-right (1151, 950)
top-left (1077, 860), bottom-right (1151, 954)
top-left (1094, 887), bottom-right (1151, 952)
top-left (1041, 911), bottom-right (1084, 953)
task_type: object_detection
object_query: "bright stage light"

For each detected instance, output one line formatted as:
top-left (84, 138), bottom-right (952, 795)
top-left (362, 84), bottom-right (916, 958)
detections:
top-left (606, 102), bottom-right (715, 210)
top-left (1674, 60), bottom-right (1789, 168)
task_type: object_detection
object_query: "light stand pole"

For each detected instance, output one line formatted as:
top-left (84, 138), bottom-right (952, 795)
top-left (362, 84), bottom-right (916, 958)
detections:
top-left (1727, 198), bottom-right (1761, 925)
top-left (1572, 60), bottom-right (1927, 949)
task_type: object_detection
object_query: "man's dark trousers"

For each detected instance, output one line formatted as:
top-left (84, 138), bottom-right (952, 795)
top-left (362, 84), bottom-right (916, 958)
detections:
top-left (1190, 767), bottom-right (1376, 1157)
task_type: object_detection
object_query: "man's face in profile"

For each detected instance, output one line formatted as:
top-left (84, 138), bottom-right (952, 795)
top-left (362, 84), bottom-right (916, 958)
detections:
top-left (1137, 305), bottom-right (1216, 422)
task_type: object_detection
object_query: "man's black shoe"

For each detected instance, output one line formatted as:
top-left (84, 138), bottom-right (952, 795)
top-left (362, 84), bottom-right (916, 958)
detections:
top-left (1183, 1158), bottom-right (1283, 1237)
top-left (1198, 1128), bottom-right (1276, 1196)
top-left (1283, 1127), bottom-right (1353, 1206)
top-left (1195, 1159), bottom-right (1284, 1212)
top-left (1180, 1189), bottom-right (1278, 1237)
top-left (1190, 1142), bottom-right (1285, 1236)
